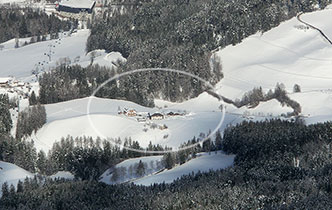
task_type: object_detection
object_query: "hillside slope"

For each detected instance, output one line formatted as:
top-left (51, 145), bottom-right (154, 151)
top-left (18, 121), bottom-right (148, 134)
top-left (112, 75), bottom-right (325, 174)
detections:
top-left (215, 8), bottom-right (332, 123)
top-left (0, 161), bottom-right (33, 197)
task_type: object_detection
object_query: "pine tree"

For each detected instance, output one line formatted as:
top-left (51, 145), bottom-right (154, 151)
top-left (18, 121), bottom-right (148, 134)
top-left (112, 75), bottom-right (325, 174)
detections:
top-left (16, 180), bottom-right (24, 193)
top-left (163, 153), bottom-right (175, 169)
top-left (215, 131), bottom-right (222, 151)
top-left (36, 150), bottom-right (47, 174)
top-left (136, 160), bottom-right (145, 177)
top-left (29, 91), bottom-right (38, 105)
top-left (1, 182), bottom-right (9, 197)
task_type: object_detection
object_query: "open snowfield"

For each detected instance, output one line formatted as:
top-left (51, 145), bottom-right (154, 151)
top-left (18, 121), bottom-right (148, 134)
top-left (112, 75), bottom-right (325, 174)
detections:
top-left (100, 151), bottom-right (234, 186)
top-left (133, 151), bottom-right (235, 186)
top-left (0, 161), bottom-right (33, 197)
top-left (31, 95), bottom-right (234, 152)
top-left (215, 8), bottom-right (332, 123)
top-left (100, 155), bottom-right (164, 184)
top-left (0, 30), bottom-right (123, 81)
top-left (0, 0), bottom-right (25, 4)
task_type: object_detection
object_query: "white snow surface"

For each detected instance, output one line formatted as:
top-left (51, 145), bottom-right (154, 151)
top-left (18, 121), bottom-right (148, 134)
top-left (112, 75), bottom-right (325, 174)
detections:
top-left (0, 30), bottom-right (124, 81)
top-left (100, 151), bottom-right (234, 186)
top-left (50, 171), bottom-right (75, 180)
top-left (0, 161), bottom-right (33, 197)
top-left (59, 0), bottom-right (95, 9)
top-left (31, 95), bottom-right (228, 152)
top-left (0, 0), bottom-right (25, 4)
top-left (100, 155), bottom-right (164, 184)
top-left (133, 151), bottom-right (235, 186)
top-left (215, 8), bottom-right (332, 124)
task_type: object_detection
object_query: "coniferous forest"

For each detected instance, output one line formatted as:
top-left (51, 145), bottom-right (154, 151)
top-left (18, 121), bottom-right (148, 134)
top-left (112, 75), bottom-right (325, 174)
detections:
top-left (2, 119), bottom-right (332, 209)
top-left (0, 6), bottom-right (75, 44)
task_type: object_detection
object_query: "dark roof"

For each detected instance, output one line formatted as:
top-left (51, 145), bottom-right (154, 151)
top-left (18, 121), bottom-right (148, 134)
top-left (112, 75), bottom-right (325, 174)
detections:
top-left (151, 113), bottom-right (163, 117)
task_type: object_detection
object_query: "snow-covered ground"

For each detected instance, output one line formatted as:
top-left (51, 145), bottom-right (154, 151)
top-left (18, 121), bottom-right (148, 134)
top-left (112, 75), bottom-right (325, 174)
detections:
top-left (50, 171), bottom-right (75, 180)
top-left (134, 151), bottom-right (235, 186)
top-left (100, 151), bottom-right (235, 186)
top-left (100, 155), bottom-right (164, 184)
top-left (0, 0), bottom-right (25, 4)
top-left (0, 161), bottom-right (75, 197)
top-left (215, 8), bottom-right (332, 124)
top-left (0, 30), bottom-right (124, 81)
top-left (0, 161), bottom-right (33, 197)
top-left (30, 95), bottom-right (229, 152)
top-left (1, 5), bottom-right (332, 189)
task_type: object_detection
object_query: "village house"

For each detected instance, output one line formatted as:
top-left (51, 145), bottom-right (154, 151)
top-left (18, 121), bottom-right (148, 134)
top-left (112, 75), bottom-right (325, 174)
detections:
top-left (0, 77), bottom-right (13, 88)
top-left (126, 108), bottom-right (137, 117)
top-left (151, 113), bottom-right (164, 120)
top-left (167, 111), bottom-right (181, 117)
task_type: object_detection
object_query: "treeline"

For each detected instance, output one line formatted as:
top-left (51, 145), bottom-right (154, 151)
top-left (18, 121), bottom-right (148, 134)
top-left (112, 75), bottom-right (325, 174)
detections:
top-left (38, 62), bottom-right (219, 107)
top-left (0, 94), bottom-right (12, 134)
top-left (16, 104), bottom-right (46, 139)
top-left (0, 135), bottom-right (36, 172)
top-left (0, 6), bottom-right (75, 44)
top-left (0, 133), bottom-right (170, 180)
top-left (39, 64), bottom-right (115, 104)
top-left (233, 83), bottom-right (302, 115)
top-left (86, 0), bottom-right (328, 102)
top-left (39, 64), bottom-right (157, 107)
top-left (2, 120), bottom-right (332, 209)
top-left (162, 132), bottom-right (223, 169)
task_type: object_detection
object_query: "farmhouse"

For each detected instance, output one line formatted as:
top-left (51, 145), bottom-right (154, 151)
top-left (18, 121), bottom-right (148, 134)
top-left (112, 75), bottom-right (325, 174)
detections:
top-left (56, 0), bottom-right (96, 14)
top-left (0, 77), bottom-right (12, 88)
top-left (151, 113), bottom-right (164, 120)
top-left (126, 109), bottom-right (137, 117)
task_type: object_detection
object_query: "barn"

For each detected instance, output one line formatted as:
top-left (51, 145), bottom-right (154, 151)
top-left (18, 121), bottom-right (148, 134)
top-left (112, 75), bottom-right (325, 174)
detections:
top-left (56, 0), bottom-right (96, 14)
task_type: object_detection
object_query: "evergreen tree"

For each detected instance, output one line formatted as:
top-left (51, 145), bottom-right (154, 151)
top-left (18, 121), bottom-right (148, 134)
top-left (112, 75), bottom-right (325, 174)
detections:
top-left (29, 91), bottom-right (38, 105)
top-left (136, 160), bottom-right (145, 177)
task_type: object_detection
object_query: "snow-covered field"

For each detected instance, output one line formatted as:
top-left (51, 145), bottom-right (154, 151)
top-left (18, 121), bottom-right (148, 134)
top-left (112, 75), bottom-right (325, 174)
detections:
top-left (215, 8), bottom-right (332, 123)
top-left (100, 155), bottom-right (164, 184)
top-left (0, 161), bottom-right (33, 197)
top-left (0, 161), bottom-right (74, 197)
top-left (0, 30), bottom-right (123, 81)
top-left (100, 151), bottom-right (235, 186)
top-left (31, 95), bottom-right (229, 152)
top-left (134, 151), bottom-right (234, 186)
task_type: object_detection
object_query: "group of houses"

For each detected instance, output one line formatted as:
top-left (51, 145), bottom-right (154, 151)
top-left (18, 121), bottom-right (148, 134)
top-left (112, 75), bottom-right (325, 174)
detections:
top-left (0, 77), bottom-right (31, 99)
top-left (117, 106), bottom-right (185, 122)
top-left (0, 77), bottom-right (27, 89)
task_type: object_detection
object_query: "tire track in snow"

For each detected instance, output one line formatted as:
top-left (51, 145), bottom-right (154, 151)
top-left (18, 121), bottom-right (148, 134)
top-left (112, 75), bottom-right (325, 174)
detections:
top-left (297, 12), bottom-right (332, 45)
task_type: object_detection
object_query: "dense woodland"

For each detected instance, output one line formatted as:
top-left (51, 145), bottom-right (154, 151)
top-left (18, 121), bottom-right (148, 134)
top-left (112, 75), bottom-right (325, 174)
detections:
top-left (16, 104), bottom-right (46, 139)
top-left (38, 63), bottom-right (215, 107)
top-left (2, 119), bottom-right (332, 209)
top-left (0, 94), bottom-right (13, 134)
top-left (0, 6), bottom-right (75, 44)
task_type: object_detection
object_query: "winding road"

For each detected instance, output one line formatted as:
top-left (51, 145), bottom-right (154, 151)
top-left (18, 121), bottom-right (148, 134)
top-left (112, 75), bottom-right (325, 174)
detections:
top-left (297, 12), bottom-right (332, 45)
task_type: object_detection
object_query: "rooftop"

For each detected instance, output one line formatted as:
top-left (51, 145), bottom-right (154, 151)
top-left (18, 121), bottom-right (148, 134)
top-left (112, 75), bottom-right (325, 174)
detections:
top-left (59, 0), bottom-right (95, 9)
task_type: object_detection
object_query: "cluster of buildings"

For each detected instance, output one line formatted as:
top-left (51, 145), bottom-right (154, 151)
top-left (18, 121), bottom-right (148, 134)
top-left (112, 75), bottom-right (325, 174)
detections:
top-left (117, 107), bottom-right (185, 122)
top-left (0, 77), bottom-right (28, 89)
top-left (0, 77), bottom-right (31, 98)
